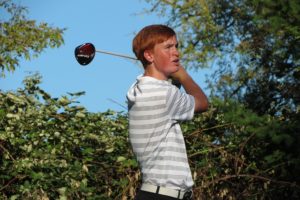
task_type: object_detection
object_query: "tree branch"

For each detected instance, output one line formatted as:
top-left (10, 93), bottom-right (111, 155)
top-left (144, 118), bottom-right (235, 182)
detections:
top-left (0, 175), bottom-right (27, 192)
top-left (0, 143), bottom-right (15, 161)
top-left (197, 174), bottom-right (300, 190)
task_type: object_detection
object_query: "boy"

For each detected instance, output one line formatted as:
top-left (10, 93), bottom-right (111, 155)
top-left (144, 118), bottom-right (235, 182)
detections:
top-left (127, 24), bottom-right (208, 200)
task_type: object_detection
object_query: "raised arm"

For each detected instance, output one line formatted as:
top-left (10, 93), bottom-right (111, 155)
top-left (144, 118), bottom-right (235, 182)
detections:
top-left (171, 66), bottom-right (209, 113)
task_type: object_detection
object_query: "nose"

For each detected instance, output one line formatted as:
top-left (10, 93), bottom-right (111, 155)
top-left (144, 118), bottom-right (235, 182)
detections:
top-left (172, 46), bottom-right (179, 57)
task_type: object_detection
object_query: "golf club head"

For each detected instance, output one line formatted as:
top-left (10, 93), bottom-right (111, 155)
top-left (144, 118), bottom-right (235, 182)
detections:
top-left (74, 43), bottom-right (95, 65)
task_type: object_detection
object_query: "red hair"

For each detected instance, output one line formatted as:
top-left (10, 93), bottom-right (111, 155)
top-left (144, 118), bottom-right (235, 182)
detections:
top-left (132, 24), bottom-right (176, 67)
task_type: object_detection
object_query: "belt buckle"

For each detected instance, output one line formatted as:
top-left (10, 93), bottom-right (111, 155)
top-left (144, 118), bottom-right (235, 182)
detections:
top-left (182, 190), bottom-right (193, 200)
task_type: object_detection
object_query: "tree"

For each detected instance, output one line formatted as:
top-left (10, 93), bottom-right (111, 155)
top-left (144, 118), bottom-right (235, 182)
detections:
top-left (145, 0), bottom-right (300, 117)
top-left (0, 0), bottom-right (65, 76)
top-left (143, 0), bottom-right (300, 199)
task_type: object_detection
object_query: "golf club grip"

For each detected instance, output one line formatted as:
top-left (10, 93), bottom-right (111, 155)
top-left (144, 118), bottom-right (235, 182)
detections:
top-left (95, 50), bottom-right (137, 60)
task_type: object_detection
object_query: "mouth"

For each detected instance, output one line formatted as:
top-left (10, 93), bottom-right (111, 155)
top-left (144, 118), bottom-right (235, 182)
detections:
top-left (172, 59), bottom-right (180, 65)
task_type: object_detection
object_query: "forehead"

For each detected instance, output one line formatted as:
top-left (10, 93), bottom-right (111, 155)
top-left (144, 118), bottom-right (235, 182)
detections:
top-left (158, 35), bottom-right (178, 46)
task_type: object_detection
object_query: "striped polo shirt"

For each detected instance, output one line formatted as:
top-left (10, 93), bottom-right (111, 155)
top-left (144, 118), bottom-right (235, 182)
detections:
top-left (127, 76), bottom-right (195, 190)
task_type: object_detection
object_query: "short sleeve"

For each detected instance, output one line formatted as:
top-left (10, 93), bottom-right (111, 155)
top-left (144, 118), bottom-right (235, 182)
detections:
top-left (166, 85), bottom-right (195, 121)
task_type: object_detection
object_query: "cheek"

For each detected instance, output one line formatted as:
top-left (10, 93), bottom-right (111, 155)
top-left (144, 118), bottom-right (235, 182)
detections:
top-left (157, 57), bottom-right (170, 70)
top-left (158, 52), bottom-right (170, 63)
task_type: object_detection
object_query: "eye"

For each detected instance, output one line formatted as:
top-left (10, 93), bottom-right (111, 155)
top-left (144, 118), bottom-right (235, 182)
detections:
top-left (165, 44), bottom-right (172, 49)
top-left (165, 43), bottom-right (178, 49)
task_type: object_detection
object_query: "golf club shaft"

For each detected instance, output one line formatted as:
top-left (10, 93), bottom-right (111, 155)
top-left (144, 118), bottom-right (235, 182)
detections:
top-left (96, 50), bottom-right (137, 60)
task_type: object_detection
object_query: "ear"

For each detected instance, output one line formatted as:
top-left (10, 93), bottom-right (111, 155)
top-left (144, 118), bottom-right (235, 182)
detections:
top-left (143, 50), bottom-right (154, 63)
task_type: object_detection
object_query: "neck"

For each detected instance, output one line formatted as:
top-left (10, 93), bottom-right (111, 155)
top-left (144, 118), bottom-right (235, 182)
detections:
top-left (143, 64), bottom-right (167, 80)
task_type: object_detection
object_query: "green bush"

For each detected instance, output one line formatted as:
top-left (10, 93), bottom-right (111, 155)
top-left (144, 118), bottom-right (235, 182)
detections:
top-left (0, 74), bottom-right (138, 199)
top-left (183, 99), bottom-right (300, 199)
top-left (1, 75), bottom-right (299, 199)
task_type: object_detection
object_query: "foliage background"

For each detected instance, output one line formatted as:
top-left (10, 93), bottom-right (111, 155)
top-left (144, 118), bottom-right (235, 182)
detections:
top-left (1, 0), bottom-right (300, 199)
top-left (1, 75), bottom-right (299, 199)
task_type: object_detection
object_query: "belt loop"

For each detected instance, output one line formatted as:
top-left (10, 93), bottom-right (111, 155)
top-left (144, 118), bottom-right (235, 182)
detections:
top-left (178, 190), bottom-right (181, 198)
top-left (156, 186), bottom-right (160, 194)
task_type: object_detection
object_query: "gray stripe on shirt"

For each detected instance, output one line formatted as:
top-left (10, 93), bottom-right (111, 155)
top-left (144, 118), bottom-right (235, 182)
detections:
top-left (129, 119), bottom-right (169, 129)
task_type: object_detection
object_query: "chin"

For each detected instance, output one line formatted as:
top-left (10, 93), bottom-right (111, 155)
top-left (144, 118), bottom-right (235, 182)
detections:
top-left (165, 64), bottom-right (179, 75)
top-left (174, 65), bottom-right (180, 72)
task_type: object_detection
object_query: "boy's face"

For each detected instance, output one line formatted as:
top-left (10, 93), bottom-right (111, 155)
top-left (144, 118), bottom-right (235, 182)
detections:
top-left (146, 35), bottom-right (180, 79)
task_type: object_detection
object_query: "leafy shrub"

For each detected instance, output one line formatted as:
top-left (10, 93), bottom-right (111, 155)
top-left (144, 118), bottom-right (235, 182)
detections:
top-left (0, 74), bottom-right (138, 199)
top-left (183, 99), bottom-right (300, 199)
top-left (1, 75), bottom-right (299, 199)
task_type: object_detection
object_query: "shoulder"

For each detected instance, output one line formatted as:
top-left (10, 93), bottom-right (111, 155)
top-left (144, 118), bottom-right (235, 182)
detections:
top-left (166, 84), bottom-right (192, 102)
top-left (166, 85), bottom-right (195, 116)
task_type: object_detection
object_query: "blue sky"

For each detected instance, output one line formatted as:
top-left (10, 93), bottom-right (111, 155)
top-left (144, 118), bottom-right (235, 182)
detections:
top-left (0, 0), bottom-right (210, 112)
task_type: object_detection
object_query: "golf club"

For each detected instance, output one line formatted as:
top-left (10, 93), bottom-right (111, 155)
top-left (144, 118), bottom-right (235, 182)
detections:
top-left (74, 43), bottom-right (137, 65)
top-left (74, 43), bottom-right (181, 88)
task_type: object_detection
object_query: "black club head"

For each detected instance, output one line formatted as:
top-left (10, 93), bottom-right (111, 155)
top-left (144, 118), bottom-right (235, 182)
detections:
top-left (74, 43), bottom-right (96, 65)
